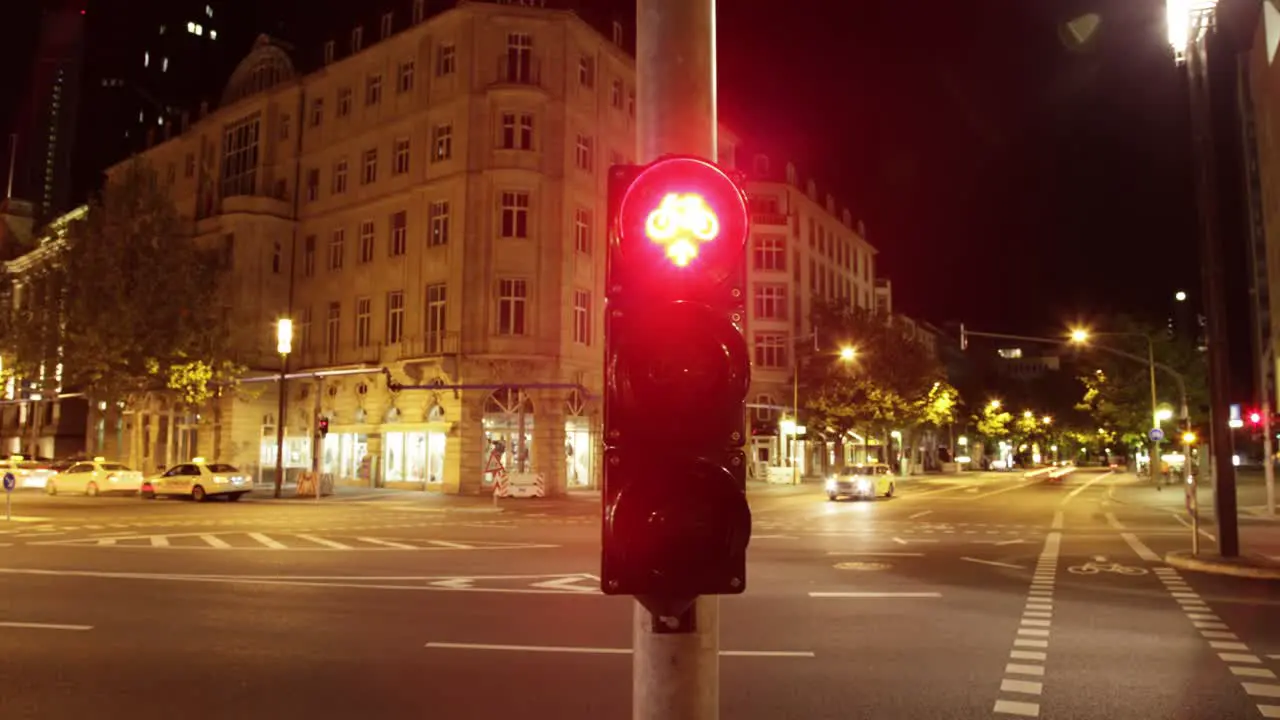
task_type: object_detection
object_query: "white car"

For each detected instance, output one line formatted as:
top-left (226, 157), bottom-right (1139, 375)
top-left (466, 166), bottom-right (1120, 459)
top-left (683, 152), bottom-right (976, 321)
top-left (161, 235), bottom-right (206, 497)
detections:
top-left (46, 458), bottom-right (144, 496)
top-left (826, 464), bottom-right (896, 501)
top-left (142, 458), bottom-right (253, 502)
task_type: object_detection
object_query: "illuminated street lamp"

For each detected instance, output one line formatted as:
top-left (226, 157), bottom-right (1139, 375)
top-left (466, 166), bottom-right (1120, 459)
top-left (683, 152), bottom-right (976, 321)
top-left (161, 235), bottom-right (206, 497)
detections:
top-left (1157, 408), bottom-right (1174, 422)
top-left (1023, 411), bottom-right (1033, 419)
top-left (1041, 416), bottom-right (1052, 425)
top-left (839, 346), bottom-right (858, 362)
top-left (989, 399), bottom-right (1002, 411)
top-left (273, 317), bottom-right (293, 499)
top-left (1183, 431), bottom-right (1198, 445)
top-left (1071, 325), bottom-right (1162, 477)
top-left (789, 342), bottom-right (857, 485)
top-left (1175, 290), bottom-right (1188, 302)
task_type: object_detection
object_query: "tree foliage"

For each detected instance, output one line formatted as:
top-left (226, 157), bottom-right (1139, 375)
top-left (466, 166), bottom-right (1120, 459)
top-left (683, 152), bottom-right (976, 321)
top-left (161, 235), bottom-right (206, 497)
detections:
top-left (11, 159), bottom-right (242, 409)
top-left (0, 255), bottom-right (65, 395)
top-left (799, 301), bottom-right (951, 442)
top-left (1072, 316), bottom-right (1208, 447)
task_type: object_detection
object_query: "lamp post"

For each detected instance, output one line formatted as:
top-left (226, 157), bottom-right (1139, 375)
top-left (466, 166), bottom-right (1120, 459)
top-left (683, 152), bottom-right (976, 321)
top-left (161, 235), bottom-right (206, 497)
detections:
top-left (272, 318), bottom-right (293, 499)
top-left (1071, 329), bottom-right (1161, 483)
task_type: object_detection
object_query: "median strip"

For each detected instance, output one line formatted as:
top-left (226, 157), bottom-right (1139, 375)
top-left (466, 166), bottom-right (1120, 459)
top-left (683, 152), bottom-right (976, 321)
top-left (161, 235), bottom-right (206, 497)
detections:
top-left (423, 642), bottom-right (814, 657)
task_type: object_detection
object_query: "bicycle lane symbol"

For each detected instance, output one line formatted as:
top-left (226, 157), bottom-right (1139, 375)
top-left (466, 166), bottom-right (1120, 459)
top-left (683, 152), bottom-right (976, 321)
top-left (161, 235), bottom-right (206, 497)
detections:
top-left (1067, 555), bottom-right (1149, 576)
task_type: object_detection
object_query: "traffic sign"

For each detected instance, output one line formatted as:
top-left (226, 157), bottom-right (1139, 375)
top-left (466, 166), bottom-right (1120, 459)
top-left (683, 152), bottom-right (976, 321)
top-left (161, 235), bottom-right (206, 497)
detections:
top-left (1148, 428), bottom-right (1165, 443)
top-left (2, 472), bottom-right (14, 492)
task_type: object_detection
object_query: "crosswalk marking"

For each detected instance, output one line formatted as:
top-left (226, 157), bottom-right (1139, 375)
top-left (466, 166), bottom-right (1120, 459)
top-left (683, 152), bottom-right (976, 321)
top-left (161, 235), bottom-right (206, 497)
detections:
top-left (358, 537), bottom-right (416, 549)
top-left (296, 534), bottom-right (352, 550)
top-left (200, 534), bottom-right (230, 548)
top-left (150, 535), bottom-right (169, 547)
top-left (247, 533), bottom-right (287, 549)
top-left (428, 540), bottom-right (475, 549)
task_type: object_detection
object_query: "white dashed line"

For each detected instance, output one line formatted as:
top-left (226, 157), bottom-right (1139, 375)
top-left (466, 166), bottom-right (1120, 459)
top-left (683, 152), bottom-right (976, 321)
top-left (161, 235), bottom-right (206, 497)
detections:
top-left (247, 533), bottom-right (288, 549)
top-left (992, 527), bottom-right (1059, 717)
top-left (1152, 567), bottom-right (1280, 718)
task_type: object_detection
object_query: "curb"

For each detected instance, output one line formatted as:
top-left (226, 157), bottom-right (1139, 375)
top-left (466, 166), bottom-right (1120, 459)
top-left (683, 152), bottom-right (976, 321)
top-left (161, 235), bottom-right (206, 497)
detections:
top-left (1165, 550), bottom-right (1280, 580)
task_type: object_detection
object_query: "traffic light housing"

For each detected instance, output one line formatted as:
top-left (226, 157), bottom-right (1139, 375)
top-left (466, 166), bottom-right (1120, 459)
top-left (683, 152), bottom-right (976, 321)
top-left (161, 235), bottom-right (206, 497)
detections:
top-left (317, 416), bottom-right (329, 437)
top-left (601, 156), bottom-right (753, 603)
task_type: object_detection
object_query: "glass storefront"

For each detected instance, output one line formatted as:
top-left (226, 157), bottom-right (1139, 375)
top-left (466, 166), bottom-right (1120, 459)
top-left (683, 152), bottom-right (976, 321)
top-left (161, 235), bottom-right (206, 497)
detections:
top-left (259, 436), bottom-right (312, 469)
top-left (323, 432), bottom-right (370, 483)
top-left (383, 430), bottom-right (447, 484)
top-left (482, 388), bottom-right (534, 483)
top-left (565, 419), bottom-right (594, 487)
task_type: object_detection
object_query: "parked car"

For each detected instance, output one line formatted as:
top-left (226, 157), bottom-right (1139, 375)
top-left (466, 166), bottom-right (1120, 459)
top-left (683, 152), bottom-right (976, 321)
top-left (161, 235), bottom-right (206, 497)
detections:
top-left (141, 458), bottom-right (252, 502)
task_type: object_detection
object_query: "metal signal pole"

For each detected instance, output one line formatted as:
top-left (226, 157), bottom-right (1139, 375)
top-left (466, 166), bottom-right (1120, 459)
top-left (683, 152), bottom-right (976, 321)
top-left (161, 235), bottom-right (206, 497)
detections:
top-left (634, 0), bottom-right (720, 718)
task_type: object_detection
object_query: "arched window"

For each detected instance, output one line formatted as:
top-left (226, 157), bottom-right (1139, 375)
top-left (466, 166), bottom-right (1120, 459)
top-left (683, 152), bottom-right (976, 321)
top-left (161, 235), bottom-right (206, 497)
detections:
top-left (482, 386), bottom-right (534, 479)
top-left (565, 389), bottom-right (594, 488)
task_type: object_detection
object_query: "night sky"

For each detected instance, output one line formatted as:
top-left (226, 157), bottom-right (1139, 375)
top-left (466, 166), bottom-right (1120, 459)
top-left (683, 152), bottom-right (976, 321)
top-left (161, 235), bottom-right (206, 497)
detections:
top-left (0, 0), bottom-right (1250, 371)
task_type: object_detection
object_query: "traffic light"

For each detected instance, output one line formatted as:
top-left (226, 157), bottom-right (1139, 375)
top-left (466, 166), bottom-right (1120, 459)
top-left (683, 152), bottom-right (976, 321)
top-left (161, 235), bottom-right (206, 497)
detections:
top-left (317, 416), bottom-right (329, 437)
top-left (1250, 411), bottom-right (1263, 426)
top-left (601, 155), bottom-right (753, 603)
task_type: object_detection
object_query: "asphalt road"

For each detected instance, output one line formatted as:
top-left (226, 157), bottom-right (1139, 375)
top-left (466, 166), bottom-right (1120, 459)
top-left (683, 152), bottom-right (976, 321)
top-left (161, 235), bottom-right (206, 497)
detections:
top-left (1, 470), bottom-right (1278, 719)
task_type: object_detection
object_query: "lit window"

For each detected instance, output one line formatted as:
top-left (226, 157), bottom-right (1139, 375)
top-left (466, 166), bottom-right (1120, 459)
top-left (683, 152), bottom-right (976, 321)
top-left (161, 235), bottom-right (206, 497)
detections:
top-left (195, 23), bottom-right (203, 36)
top-left (210, 29), bottom-right (217, 40)
top-left (159, 24), bottom-right (166, 34)
top-left (187, 21), bottom-right (195, 33)
top-left (144, 51), bottom-right (150, 67)
top-left (206, 4), bottom-right (213, 17)
top-left (162, 57), bottom-right (169, 72)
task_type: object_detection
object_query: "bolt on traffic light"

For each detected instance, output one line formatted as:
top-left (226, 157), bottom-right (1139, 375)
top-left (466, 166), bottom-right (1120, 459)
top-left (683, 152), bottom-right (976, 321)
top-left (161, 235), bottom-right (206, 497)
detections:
top-left (601, 155), bottom-right (753, 604)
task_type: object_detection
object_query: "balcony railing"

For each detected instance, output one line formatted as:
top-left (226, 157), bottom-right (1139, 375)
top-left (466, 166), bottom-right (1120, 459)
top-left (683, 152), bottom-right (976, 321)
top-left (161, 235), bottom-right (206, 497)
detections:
top-left (751, 212), bottom-right (788, 227)
top-left (493, 55), bottom-right (542, 88)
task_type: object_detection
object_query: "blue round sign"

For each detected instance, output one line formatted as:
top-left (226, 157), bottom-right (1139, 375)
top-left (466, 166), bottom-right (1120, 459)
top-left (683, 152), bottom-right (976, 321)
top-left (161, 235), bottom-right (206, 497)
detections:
top-left (2, 472), bottom-right (14, 491)
top-left (1148, 428), bottom-right (1166, 443)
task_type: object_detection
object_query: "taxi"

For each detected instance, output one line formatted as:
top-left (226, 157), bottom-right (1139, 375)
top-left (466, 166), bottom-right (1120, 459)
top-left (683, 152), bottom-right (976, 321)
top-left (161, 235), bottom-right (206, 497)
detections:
top-left (826, 463), bottom-right (896, 501)
top-left (141, 457), bottom-right (253, 502)
top-left (45, 457), bottom-right (144, 496)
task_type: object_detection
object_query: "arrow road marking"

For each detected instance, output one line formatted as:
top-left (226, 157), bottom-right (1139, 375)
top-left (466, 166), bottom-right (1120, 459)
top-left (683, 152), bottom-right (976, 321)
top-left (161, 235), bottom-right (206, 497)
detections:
top-left (908, 510), bottom-right (933, 519)
top-left (961, 557), bottom-right (1024, 570)
top-left (528, 576), bottom-right (597, 593)
top-left (430, 578), bottom-right (475, 589)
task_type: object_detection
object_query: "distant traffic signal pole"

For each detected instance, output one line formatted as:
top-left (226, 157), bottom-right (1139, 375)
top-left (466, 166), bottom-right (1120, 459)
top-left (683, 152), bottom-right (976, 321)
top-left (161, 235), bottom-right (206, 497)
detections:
top-left (607, 2), bottom-right (750, 718)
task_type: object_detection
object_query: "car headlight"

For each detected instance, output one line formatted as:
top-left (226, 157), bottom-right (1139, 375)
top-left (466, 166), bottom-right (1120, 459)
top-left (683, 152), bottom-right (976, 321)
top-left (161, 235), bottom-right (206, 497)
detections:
top-left (825, 477), bottom-right (837, 490)
top-left (857, 478), bottom-right (872, 491)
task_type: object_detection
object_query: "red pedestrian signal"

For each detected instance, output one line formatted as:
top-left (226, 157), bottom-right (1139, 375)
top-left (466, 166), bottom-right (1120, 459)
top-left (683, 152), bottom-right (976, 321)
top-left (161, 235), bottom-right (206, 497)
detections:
top-left (1251, 411), bottom-right (1262, 425)
top-left (317, 417), bottom-right (329, 436)
top-left (601, 156), bottom-right (752, 604)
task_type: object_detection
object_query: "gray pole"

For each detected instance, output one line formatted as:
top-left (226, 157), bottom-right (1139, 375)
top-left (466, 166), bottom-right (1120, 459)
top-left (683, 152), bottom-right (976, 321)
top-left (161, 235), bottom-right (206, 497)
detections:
top-left (273, 352), bottom-right (288, 498)
top-left (1147, 337), bottom-right (1161, 486)
top-left (634, 0), bottom-right (720, 718)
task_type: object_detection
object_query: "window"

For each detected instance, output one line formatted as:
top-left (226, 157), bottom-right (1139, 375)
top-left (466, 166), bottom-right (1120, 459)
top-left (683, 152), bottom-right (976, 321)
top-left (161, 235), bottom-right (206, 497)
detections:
top-left (753, 236), bottom-right (786, 271)
top-left (351, 26), bottom-right (363, 53)
top-left (610, 79), bottom-right (622, 109)
top-left (754, 394), bottom-right (775, 422)
top-left (386, 291), bottom-right (405, 343)
top-left (500, 192), bottom-right (529, 238)
top-left (329, 228), bottom-right (345, 270)
top-left (436, 43), bottom-right (456, 76)
top-left (299, 307), bottom-right (312, 351)
top-left (754, 284), bottom-right (787, 320)
top-left (272, 241), bottom-right (282, 274)
top-left (505, 33), bottom-right (532, 83)
top-left (432, 124), bottom-right (452, 161)
top-left (393, 137), bottom-right (410, 174)
top-left (337, 87), bottom-right (351, 117)
top-left (306, 168), bottom-right (320, 201)
top-left (362, 148), bottom-right (377, 184)
top-left (573, 290), bottom-right (591, 345)
top-left (500, 112), bottom-right (534, 150)
top-left (412, 0), bottom-right (425, 24)
top-left (359, 220), bottom-right (375, 263)
top-left (575, 134), bottom-right (593, 172)
top-left (355, 297), bottom-right (372, 347)
top-left (574, 208), bottom-right (591, 255)
top-left (332, 158), bottom-right (348, 193)
top-left (303, 235), bottom-right (316, 277)
top-left (429, 201), bottom-right (450, 246)
top-left (220, 116), bottom-right (260, 197)
top-left (398, 61), bottom-right (415, 93)
top-left (754, 334), bottom-right (786, 368)
top-left (497, 279), bottom-right (527, 335)
top-left (612, 21), bottom-right (623, 45)
top-left (323, 41), bottom-right (335, 65)
top-left (578, 56), bottom-right (594, 88)
top-left (380, 12), bottom-right (393, 39)
top-left (184, 153), bottom-right (194, 178)
top-left (389, 211), bottom-right (407, 256)
top-left (327, 302), bottom-right (341, 362)
top-left (279, 114), bottom-right (290, 140)
top-left (365, 74), bottom-right (382, 105)
top-left (310, 98), bottom-right (323, 126)
top-left (425, 284), bottom-right (447, 353)
top-left (627, 88), bottom-right (635, 117)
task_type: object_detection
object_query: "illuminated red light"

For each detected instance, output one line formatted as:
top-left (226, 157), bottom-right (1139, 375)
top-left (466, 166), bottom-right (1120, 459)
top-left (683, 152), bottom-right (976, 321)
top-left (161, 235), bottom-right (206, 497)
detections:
top-left (644, 192), bottom-right (720, 267)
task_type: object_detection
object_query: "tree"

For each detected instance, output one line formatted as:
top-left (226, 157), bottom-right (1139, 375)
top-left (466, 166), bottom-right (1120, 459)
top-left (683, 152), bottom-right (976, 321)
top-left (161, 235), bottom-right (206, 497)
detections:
top-left (975, 402), bottom-right (1013, 441)
top-left (1073, 316), bottom-right (1208, 451)
top-left (49, 159), bottom-right (242, 411)
top-left (800, 301), bottom-right (953, 462)
top-left (0, 257), bottom-right (66, 398)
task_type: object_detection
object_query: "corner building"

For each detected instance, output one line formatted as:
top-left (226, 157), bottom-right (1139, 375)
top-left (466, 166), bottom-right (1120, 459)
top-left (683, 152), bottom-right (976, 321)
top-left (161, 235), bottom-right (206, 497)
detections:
top-left (121, 1), bottom-right (746, 495)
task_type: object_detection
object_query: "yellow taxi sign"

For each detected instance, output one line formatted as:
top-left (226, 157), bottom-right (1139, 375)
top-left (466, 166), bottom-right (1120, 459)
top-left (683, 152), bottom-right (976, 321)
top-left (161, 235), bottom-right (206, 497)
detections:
top-left (191, 456), bottom-right (206, 463)
top-left (93, 456), bottom-right (106, 462)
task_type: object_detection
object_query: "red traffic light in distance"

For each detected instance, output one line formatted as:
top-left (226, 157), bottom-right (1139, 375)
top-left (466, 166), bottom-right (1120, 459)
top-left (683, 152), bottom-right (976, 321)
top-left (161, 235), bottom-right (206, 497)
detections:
top-left (602, 155), bottom-right (752, 602)
top-left (1251, 411), bottom-right (1263, 425)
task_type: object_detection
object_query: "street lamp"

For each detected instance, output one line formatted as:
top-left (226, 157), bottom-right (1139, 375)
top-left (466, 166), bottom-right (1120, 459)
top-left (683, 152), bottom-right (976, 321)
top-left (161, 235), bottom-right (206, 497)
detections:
top-left (273, 317), bottom-right (293, 499)
top-left (789, 340), bottom-right (856, 486)
top-left (1175, 290), bottom-right (1188, 302)
top-left (1071, 327), bottom-right (1162, 481)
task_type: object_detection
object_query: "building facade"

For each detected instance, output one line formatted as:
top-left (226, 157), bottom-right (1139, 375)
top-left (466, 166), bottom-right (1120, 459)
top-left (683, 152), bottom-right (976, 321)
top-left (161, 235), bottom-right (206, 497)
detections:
top-left (109, 1), bottom-right (755, 495)
top-left (740, 154), bottom-right (880, 479)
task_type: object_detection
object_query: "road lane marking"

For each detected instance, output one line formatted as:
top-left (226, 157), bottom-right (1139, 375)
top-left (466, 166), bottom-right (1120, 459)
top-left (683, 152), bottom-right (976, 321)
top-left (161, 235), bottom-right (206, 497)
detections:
top-left (1120, 533), bottom-right (1162, 562)
top-left (961, 557), bottom-right (1024, 570)
top-left (150, 535), bottom-right (170, 547)
top-left (1105, 512), bottom-right (1125, 530)
top-left (1059, 471), bottom-right (1114, 506)
top-left (991, 529), bottom-right (1059, 718)
top-left (422, 642), bottom-right (815, 657)
top-left (200, 535), bottom-right (231, 548)
top-left (247, 533), bottom-right (287, 549)
top-left (427, 540), bottom-right (475, 549)
top-left (994, 699), bottom-right (1040, 717)
top-left (0, 621), bottom-right (92, 631)
top-left (908, 510), bottom-right (932, 519)
top-left (808, 592), bottom-right (941, 598)
top-left (1172, 514), bottom-right (1218, 541)
top-left (827, 552), bottom-right (923, 557)
top-left (969, 480), bottom-right (1040, 501)
top-left (1051, 511), bottom-right (1064, 530)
